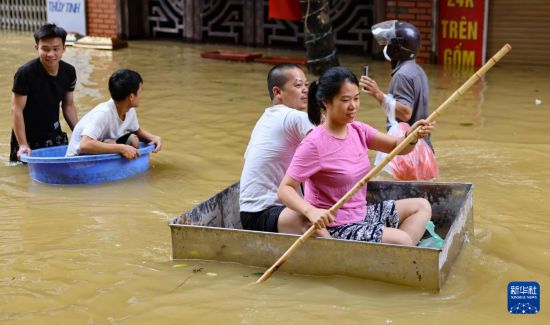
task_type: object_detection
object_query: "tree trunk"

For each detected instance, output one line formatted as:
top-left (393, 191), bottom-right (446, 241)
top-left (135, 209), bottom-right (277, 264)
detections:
top-left (300, 0), bottom-right (340, 76)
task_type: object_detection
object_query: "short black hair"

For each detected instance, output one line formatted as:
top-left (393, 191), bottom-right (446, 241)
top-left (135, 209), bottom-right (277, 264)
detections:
top-left (34, 23), bottom-right (67, 45)
top-left (267, 63), bottom-right (303, 100)
top-left (108, 69), bottom-right (143, 101)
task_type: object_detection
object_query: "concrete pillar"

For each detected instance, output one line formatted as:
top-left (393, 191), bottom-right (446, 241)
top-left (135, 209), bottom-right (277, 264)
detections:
top-left (74, 0), bottom-right (126, 49)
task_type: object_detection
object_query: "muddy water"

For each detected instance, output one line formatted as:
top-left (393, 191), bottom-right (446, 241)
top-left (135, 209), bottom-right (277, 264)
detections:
top-left (0, 32), bottom-right (548, 323)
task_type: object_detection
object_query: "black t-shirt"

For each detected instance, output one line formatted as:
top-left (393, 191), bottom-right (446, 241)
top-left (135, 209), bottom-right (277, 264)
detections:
top-left (12, 58), bottom-right (76, 142)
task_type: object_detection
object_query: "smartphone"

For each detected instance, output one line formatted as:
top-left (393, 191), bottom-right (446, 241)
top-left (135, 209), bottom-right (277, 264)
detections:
top-left (363, 64), bottom-right (369, 77)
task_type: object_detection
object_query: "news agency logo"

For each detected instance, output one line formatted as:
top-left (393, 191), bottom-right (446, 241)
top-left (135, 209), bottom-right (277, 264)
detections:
top-left (508, 282), bottom-right (540, 314)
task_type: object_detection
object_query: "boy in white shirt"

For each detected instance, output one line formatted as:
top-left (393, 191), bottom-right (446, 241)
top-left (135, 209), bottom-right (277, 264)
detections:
top-left (66, 69), bottom-right (161, 158)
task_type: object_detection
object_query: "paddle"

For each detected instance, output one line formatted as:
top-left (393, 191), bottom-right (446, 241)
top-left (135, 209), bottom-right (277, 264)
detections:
top-left (256, 44), bottom-right (512, 284)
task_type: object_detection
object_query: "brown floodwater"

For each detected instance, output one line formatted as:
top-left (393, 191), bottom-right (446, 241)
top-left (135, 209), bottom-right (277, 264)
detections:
top-left (0, 32), bottom-right (548, 323)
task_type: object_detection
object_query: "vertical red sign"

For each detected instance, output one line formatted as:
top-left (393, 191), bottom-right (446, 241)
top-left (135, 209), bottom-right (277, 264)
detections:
top-left (438, 0), bottom-right (487, 66)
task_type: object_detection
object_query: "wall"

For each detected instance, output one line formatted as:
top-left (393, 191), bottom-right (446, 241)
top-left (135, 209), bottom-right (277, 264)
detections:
top-left (86, 0), bottom-right (118, 38)
top-left (385, 0), bottom-right (434, 63)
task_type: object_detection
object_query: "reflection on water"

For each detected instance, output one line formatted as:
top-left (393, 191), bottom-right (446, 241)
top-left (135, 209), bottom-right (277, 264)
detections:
top-left (0, 32), bottom-right (549, 323)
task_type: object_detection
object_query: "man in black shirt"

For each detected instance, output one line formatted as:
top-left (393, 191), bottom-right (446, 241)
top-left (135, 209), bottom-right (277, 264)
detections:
top-left (10, 23), bottom-right (79, 162)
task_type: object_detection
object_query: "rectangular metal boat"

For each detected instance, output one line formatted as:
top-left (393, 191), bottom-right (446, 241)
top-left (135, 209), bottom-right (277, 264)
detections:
top-left (169, 181), bottom-right (473, 290)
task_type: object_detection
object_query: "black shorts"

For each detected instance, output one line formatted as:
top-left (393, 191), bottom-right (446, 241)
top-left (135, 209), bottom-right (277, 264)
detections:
top-left (116, 132), bottom-right (136, 144)
top-left (240, 206), bottom-right (285, 233)
top-left (10, 129), bottom-right (68, 162)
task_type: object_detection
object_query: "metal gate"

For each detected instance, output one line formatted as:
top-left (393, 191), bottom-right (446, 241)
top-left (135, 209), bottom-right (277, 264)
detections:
top-left (0, 0), bottom-right (47, 32)
top-left (487, 0), bottom-right (550, 66)
top-left (147, 0), bottom-right (376, 54)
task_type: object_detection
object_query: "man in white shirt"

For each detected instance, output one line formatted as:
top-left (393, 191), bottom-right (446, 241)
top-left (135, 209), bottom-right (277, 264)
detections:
top-left (240, 63), bottom-right (329, 237)
top-left (66, 69), bottom-right (161, 158)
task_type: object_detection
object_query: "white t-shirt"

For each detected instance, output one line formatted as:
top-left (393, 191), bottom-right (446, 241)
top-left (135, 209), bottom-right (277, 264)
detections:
top-left (66, 99), bottom-right (139, 156)
top-left (239, 104), bottom-right (314, 212)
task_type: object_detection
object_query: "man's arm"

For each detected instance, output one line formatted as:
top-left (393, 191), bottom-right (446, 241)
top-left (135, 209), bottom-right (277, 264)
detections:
top-left (135, 128), bottom-right (162, 153)
top-left (11, 93), bottom-right (31, 159)
top-left (79, 135), bottom-right (139, 160)
top-left (359, 76), bottom-right (413, 122)
top-left (61, 91), bottom-right (78, 130)
top-left (395, 101), bottom-right (413, 122)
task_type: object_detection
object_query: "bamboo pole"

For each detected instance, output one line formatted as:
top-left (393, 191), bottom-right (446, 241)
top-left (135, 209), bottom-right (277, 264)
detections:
top-left (256, 44), bottom-right (512, 284)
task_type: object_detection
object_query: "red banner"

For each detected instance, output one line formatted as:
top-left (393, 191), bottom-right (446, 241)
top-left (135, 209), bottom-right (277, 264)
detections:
top-left (268, 0), bottom-right (302, 21)
top-left (438, 0), bottom-right (487, 66)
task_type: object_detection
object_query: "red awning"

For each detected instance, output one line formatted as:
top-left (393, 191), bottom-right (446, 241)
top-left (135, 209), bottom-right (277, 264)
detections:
top-left (268, 0), bottom-right (302, 21)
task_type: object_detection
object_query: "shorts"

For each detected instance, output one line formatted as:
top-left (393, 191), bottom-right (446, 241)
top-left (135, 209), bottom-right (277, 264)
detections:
top-left (240, 205), bottom-right (285, 233)
top-left (328, 200), bottom-right (399, 243)
top-left (116, 132), bottom-right (137, 145)
top-left (10, 129), bottom-right (68, 162)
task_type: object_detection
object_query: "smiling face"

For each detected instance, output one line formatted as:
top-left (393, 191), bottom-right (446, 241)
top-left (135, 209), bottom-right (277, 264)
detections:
top-left (273, 68), bottom-right (309, 111)
top-left (324, 81), bottom-right (360, 126)
top-left (36, 37), bottom-right (65, 74)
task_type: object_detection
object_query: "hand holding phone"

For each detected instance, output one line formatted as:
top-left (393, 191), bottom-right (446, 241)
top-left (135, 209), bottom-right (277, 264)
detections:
top-left (363, 64), bottom-right (369, 77)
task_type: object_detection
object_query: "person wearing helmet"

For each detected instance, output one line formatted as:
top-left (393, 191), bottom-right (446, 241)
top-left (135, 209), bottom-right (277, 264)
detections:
top-left (360, 20), bottom-right (433, 151)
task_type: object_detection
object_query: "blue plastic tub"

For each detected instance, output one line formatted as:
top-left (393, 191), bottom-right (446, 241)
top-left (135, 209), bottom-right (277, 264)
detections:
top-left (21, 143), bottom-right (155, 185)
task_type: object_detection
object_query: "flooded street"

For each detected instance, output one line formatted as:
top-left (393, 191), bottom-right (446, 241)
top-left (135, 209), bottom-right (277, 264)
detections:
top-left (0, 32), bottom-right (548, 323)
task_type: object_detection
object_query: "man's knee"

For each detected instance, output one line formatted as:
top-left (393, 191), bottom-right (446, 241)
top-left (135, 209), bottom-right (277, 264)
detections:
top-left (278, 208), bottom-right (309, 234)
top-left (127, 134), bottom-right (139, 148)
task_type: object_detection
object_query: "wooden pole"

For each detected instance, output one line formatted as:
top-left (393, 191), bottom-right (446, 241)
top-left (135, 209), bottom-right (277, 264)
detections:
top-left (256, 44), bottom-right (512, 284)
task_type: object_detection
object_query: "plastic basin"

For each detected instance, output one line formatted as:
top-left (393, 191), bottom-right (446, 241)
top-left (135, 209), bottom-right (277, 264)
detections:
top-left (20, 143), bottom-right (155, 185)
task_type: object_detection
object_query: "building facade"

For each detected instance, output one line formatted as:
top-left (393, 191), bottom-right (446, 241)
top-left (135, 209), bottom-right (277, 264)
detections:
top-left (1, 0), bottom-right (549, 65)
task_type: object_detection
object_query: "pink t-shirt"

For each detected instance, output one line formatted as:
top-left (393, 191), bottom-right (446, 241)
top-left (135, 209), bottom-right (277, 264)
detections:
top-left (287, 121), bottom-right (379, 227)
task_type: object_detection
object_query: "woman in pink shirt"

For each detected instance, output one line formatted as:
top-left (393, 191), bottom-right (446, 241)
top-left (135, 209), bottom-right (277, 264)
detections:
top-left (278, 67), bottom-right (433, 245)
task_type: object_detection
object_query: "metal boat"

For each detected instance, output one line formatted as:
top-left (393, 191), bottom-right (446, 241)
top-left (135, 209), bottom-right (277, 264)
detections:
top-left (169, 181), bottom-right (473, 290)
